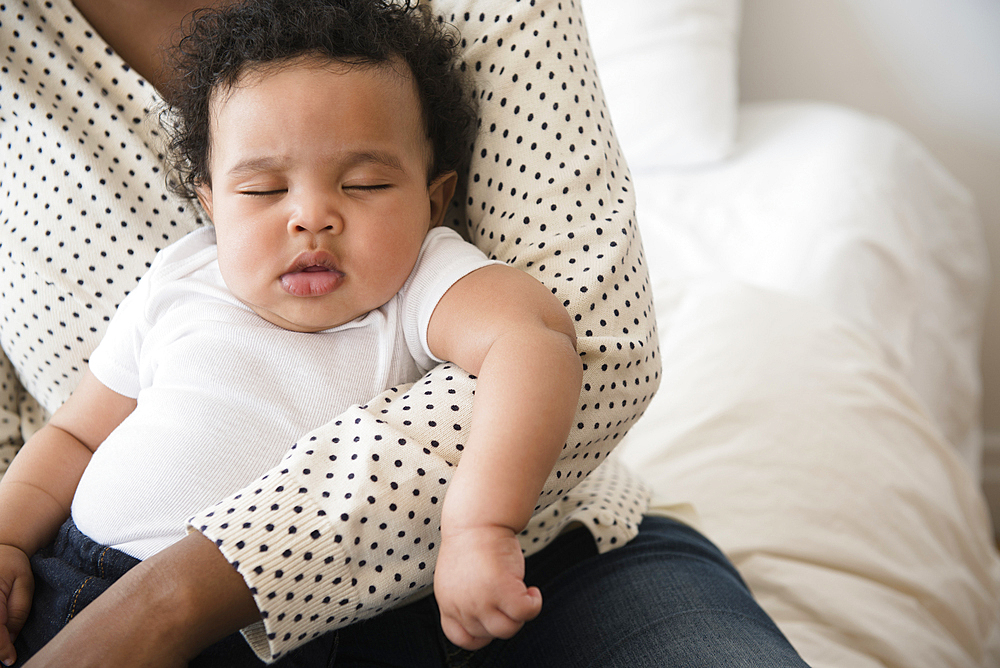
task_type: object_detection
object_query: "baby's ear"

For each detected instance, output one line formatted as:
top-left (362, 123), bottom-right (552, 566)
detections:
top-left (428, 171), bottom-right (458, 229)
top-left (195, 183), bottom-right (214, 222)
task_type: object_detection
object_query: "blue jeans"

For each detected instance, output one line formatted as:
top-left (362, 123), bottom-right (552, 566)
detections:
top-left (17, 516), bottom-right (809, 667)
top-left (16, 520), bottom-right (333, 667)
top-left (330, 515), bottom-right (810, 667)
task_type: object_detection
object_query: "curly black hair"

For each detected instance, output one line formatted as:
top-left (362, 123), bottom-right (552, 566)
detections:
top-left (161, 0), bottom-right (477, 200)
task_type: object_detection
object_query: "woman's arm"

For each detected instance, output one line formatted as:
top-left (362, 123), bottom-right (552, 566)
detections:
top-left (8, 0), bottom-right (657, 663)
top-left (185, 0), bottom-right (656, 657)
top-left (25, 532), bottom-right (257, 668)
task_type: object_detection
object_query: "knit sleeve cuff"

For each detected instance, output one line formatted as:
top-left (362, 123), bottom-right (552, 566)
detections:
top-left (188, 474), bottom-right (356, 663)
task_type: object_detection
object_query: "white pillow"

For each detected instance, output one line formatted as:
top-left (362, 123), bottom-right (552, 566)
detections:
top-left (581, 0), bottom-right (741, 170)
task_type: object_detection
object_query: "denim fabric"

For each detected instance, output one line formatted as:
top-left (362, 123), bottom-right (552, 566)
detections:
top-left (15, 516), bottom-right (809, 667)
top-left (15, 518), bottom-right (143, 660)
top-left (13, 519), bottom-right (336, 667)
top-left (331, 515), bottom-right (811, 667)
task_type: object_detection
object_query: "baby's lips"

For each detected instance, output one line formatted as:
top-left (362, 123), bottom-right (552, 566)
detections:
top-left (286, 249), bottom-right (340, 274)
top-left (280, 267), bottom-right (343, 297)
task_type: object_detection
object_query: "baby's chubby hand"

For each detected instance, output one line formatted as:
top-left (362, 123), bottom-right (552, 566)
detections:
top-left (434, 525), bottom-right (541, 651)
top-left (0, 544), bottom-right (33, 667)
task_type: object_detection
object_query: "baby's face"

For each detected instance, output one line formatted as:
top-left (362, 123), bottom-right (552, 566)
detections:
top-left (198, 57), bottom-right (455, 332)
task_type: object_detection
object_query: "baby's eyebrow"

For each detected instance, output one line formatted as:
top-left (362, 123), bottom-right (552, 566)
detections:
top-left (226, 156), bottom-right (288, 179)
top-left (342, 150), bottom-right (405, 173)
top-left (225, 150), bottom-right (405, 179)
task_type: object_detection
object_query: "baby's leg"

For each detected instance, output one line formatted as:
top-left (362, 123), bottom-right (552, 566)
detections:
top-left (13, 519), bottom-right (139, 665)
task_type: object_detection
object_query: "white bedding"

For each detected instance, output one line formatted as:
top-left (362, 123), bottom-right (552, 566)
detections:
top-left (631, 101), bottom-right (990, 473)
top-left (616, 102), bottom-right (1000, 667)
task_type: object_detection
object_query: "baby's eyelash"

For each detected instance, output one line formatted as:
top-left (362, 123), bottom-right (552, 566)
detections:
top-left (347, 184), bottom-right (391, 191)
top-left (239, 189), bottom-right (286, 197)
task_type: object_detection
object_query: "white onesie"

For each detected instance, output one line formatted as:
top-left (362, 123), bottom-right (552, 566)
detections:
top-left (72, 225), bottom-right (495, 559)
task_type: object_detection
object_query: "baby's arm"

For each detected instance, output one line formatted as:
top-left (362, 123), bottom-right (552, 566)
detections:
top-left (0, 371), bottom-right (135, 665)
top-left (427, 264), bottom-right (583, 650)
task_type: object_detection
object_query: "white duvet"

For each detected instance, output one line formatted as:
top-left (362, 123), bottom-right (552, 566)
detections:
top-left (617, 102), bottom-right (1000, 667)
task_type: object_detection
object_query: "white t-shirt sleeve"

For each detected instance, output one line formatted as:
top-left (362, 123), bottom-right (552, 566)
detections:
top-left (400, 226), bottom-right (500, 370)
top-left (88, 228), bottom-right (217, 398)
top-left (87, 266), bottom-right (153, 399)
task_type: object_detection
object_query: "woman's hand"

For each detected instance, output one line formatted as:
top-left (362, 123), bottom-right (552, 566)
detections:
top-left (25, 532), bottom-right (260, 668)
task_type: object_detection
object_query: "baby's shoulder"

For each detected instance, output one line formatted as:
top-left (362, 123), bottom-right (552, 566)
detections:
top-left (144, 227), bottom-right (219, 284)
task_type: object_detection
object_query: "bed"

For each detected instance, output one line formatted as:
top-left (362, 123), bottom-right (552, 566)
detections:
top-left (581, 0), bottom-right (1000, 666)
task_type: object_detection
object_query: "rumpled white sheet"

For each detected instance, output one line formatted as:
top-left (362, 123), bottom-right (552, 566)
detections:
top-left (632, 101), bottom-right (989, 474)
top-left (617, 102), bottom-right (1000, 667)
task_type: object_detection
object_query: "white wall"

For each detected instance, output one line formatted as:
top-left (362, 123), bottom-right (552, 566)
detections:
top-left (737, 0), bottom-right (1000, 440)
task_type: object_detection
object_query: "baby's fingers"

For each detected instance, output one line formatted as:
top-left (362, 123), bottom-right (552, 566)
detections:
top-left (499, 585), bottom-right (542, 626)
top-left (469, 590), bottom-right (542, 643)
top-left (5, 574), bottom-right (33, 641)
top-left (0, 627), bottom-right (17, 667)
top-left (441, 599), bottom-right (531, 650)
top-left (478, 606), bottom-right (528, 641)
top-left (441, 614), bottom-right (492, 651)
top-left (0, 575), bottom-right (33, 666)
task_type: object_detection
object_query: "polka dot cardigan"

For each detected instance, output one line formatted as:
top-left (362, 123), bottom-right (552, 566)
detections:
top-left (0, 0), bottom-right (658, 660)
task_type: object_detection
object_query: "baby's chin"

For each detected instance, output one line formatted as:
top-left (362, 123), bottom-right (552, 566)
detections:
top-left (244, 301), bottom-right (356, 333)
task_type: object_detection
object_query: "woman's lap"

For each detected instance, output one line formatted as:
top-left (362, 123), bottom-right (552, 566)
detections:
top-left (328, 515), bottom-right (810, 668)
top-left (17, 515), bottom-right (807, 667)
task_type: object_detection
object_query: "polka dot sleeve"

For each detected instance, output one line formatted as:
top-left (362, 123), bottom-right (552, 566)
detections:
top-left (1, 0), bottom-right (204, 464)
top-left (0, 352), bottom-right (23, 475)
top-left (189, 0), bottom-right (658, 658)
